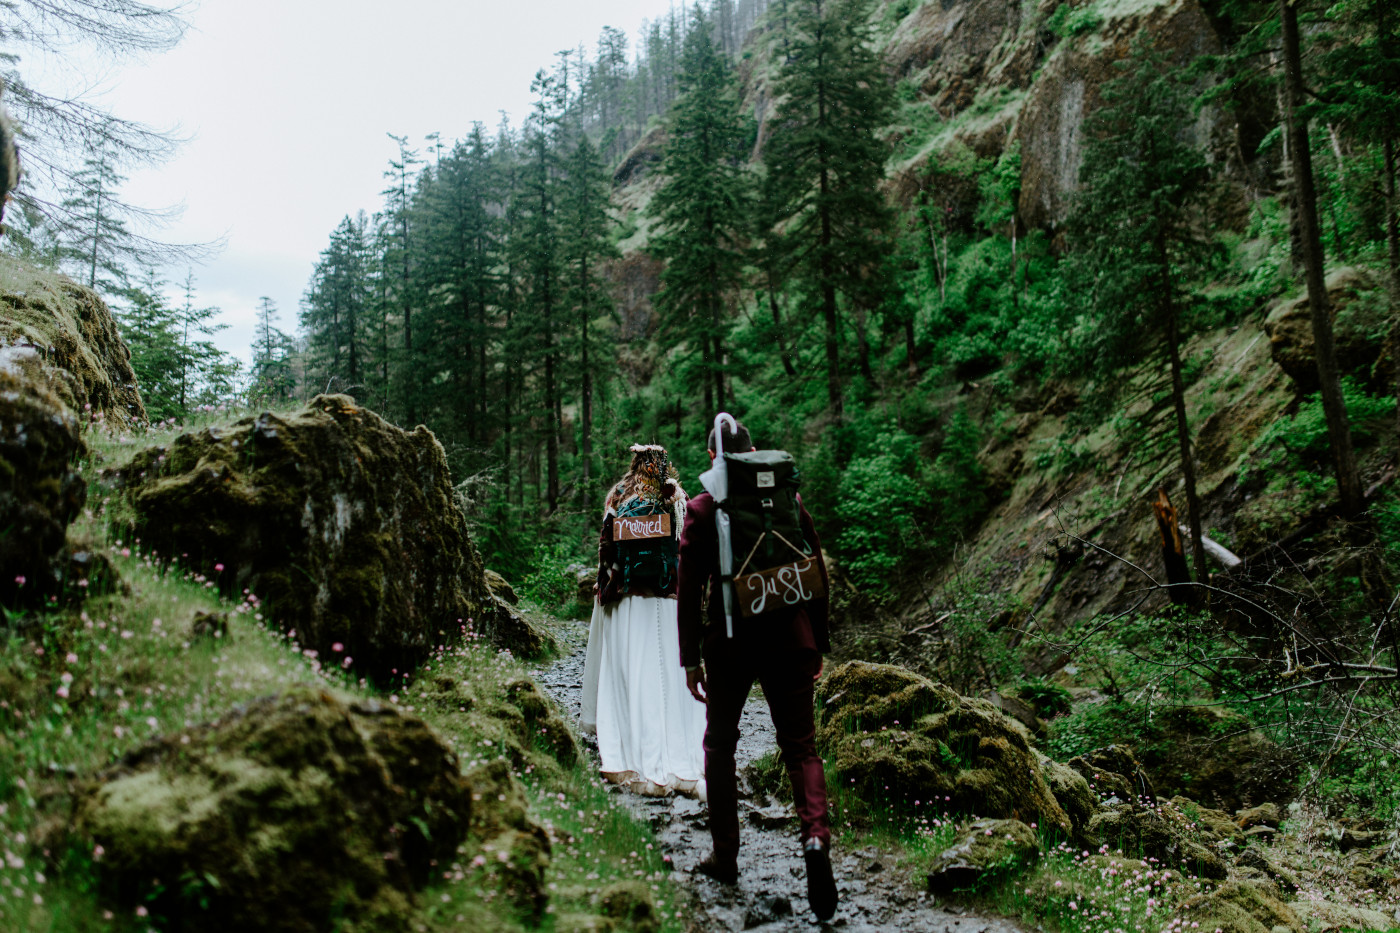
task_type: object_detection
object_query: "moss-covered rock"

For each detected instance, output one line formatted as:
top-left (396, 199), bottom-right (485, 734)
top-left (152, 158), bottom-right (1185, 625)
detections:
top-left (0, 346), bottom-right (87, 606)
top-left (72, 685), bottom-right (471, 932)
top-left (1235, 802), bottom-right (1281, 830)
top-left (0, 258), bottom-right (146, 426)
top-left (113, 395), bottom-right (549, 678)
top-left (1036, 751), bottom-right (1098, 842)
top-left (817, 661), bottom-right (1072, 832)
top-left (1087, 800), bottom-right (1230, 879)
top-left (1264, 266), bottom-right (1391, 395)
top-left (1068, 744), bottom-right (1156, 805)
top-left (926, 818), bottom-right (1039, 892)
top-left (598, 880), bottom-right (661, 933)
top-left (1289, 898), bottom-right (1395, 931)
top-left (463, 758), bottom-right (552, 919)
top-left (1173, 880), bottom-right (1303, 933)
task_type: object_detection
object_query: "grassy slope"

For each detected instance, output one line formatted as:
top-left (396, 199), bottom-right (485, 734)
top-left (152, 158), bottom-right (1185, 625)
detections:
top-left (0, 412), bottom-right (685, 933)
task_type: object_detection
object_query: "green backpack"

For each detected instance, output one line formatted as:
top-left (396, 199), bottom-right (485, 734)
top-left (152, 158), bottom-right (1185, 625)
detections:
top-left (720, 451), bottom-right (811, 571)
top-left (716, 451), bottom-right (825, 618)
top-left (613, 493), bottom-right (678, 593)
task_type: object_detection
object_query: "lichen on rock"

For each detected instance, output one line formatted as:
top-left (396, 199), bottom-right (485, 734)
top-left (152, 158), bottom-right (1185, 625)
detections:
top-left (71, 685), bottom-right (471, 932)
top-left (111, 395), bottom-right (550, 678)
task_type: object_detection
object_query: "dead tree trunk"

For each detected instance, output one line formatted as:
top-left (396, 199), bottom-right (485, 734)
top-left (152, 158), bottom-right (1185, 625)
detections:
top-left (1152, 489), bottom-right (1195, 605)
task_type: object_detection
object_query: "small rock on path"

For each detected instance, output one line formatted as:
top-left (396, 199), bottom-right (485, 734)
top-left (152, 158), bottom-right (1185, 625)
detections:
top-left (534, 618), bottom-right (1028, 933)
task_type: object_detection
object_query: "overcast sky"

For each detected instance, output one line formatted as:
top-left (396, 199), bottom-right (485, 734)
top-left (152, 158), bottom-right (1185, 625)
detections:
top-left (31, 0), bottom-right (679, 365)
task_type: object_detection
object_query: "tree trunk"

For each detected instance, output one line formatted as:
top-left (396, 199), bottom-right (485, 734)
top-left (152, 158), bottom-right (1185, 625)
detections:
top-left (1165, 291), bottom-right (1210, 587)
top-left (1151, 488), bottom-right (1194, 603)
top-left (765, 274), bottom-right (798, 378)
top-left (1281, 0), bottom-right (1364, 516)
top-left (1387, 137), bottom-right (1400, 451)
top-left (905, 313), bottom-right (919, 379)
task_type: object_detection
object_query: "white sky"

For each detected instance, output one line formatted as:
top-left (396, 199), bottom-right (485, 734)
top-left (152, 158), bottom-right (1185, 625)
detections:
top-left (26, 0), bottom-right (679, 365)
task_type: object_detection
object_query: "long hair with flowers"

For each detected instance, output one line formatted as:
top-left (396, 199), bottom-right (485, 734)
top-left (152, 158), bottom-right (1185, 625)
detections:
top-left (605, 444), bottom-right (687, 528)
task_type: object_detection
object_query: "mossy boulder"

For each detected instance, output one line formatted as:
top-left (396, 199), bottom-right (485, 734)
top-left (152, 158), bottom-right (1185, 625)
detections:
top-left (1143, 706), bottom-right (1297, 813)
top-left (1087, 800), bottom-right (1230, 879)
top-left (72, 685), bottom-right (471, 932)
top-left (113, 395), bottom-right (549, 678)
top-left (462, 758), bottom-right (552, 919)
top-left (0, 257), bottom-right (146, 426)
top-left (926, 818), bottom-right (1039, 892)
top-left (598, 880), bottom-right (661, 933)
top-left (1173, 880), bottom-right (1303, 933)
top-left (817, 661), bottom-right (1072, 832)
top-left (0, 346), bottom-right (87, 606)
top-left (1264, 266), bottom-right (1392, 395)
top-left (1289, 899), bottom-right (1396, 931)
top-left (1069, 744), bottom-right (1157, 806)
top-left (1036, 751), bottom-right (1098, 842)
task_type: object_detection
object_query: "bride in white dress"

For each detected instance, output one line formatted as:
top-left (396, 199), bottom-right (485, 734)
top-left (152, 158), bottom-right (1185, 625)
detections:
top-left (580, 444), bottom-right (707, 798)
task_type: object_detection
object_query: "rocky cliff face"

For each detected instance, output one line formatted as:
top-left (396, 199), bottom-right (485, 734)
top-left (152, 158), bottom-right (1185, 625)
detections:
top-left (112, 395), bottom-right (548, 678)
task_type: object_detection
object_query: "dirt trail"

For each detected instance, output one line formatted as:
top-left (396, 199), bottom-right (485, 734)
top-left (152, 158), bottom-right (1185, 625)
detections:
top-left (533, 621), bottom-right (1027, 932)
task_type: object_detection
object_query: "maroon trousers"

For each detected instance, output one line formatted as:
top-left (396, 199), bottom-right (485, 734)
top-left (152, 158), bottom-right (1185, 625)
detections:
top-left (702, 631), bottom-right (831, 863)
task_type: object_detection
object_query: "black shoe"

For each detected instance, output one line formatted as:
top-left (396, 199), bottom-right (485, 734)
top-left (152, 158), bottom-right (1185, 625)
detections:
top-left (695, 854), bottom-right (739, 886)
top-left (803, 837), bottom-right (838, 921)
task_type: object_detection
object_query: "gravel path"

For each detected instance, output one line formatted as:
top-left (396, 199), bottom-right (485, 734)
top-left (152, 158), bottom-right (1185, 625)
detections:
top-left (533, 618), bottom-right (1027, 933)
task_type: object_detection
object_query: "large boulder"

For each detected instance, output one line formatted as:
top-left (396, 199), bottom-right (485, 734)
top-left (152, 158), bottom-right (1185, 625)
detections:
top-left (1068, 744), bottom-right (1157, 806)
top-left (0, 345), bottom-right (87, 605)
top-left (1035, 751), bottom-right (1098, 842)
top-left (112, 395), bottom-right (548, 678)
top-left (1264, 266), bottom-right (1392, 395)
top-left (1087, 799), bottom-right (1230, 879)
top-left (1172, 880), bottom-right (1303, 933)
top-left (72, 685), bottom-right (472, 932)
top-left (926, 818), bottom-right (1039, 892)
top-left (0, 257), bottom-right (146, 426)
top-left (1141, 706), bottom-right (1296, 813)
top-left (816, 661), bottom-right (1073, 833)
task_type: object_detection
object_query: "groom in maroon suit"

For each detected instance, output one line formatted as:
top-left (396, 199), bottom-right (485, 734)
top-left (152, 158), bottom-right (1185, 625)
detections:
top-left (676, 418), bottom-right (838, 921)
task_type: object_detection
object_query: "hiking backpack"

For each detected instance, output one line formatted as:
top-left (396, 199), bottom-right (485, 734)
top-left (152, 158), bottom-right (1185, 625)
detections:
top-left (612, 493), bottom-right (679, 593)
top-left (716, 450), bottom-right (826, 619)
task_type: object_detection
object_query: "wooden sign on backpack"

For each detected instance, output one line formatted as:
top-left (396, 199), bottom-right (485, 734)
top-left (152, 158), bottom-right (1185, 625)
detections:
top-left (614, 513), bottom-right (672, 541)
top-left (737, 557), bottom-right (826, 618)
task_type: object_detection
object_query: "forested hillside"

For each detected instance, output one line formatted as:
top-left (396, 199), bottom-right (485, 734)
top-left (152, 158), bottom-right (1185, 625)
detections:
top-left (278, 0), bottom-right (1400, 823)
top-left (5, 0), bottom-right (1400, 929)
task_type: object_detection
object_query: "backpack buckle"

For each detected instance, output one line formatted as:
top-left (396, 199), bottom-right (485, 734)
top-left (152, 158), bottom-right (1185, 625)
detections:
top-left (761, 498), bottom-right (773, 509)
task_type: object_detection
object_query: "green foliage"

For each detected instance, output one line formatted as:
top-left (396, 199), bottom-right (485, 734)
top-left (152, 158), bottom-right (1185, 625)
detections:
top-left (1045, 3), bottom-right (1103, 37)
top-left (836, 429), bottom-right (925, 586)
top-left (1247, 377), bottom-right (1394, 481)
top-left (1015, 678), bottom-right (1072, 718)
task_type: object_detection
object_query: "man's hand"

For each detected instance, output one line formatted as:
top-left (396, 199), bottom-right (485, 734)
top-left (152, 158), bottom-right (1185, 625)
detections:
top-left (814, 658), bottom-right (823, 683)
top-left (686, 666), bottom-right (708, 705)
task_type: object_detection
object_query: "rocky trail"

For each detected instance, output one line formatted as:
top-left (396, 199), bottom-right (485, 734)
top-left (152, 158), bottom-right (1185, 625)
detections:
top-left (533, 619), bottom-right (1027, 933)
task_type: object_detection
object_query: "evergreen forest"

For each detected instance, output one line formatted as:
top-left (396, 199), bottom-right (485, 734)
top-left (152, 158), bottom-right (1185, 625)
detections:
top-left (5, 0), bottom-right (1400, 929)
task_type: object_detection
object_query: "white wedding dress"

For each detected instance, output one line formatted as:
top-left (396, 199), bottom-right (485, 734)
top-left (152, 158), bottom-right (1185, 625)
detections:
top-left (581, 592), bottom-right (707, 797)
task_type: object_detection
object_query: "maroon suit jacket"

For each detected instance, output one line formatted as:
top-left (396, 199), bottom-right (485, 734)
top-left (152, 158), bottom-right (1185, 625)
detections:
top-left (676, 491), bottom-right (831, 669)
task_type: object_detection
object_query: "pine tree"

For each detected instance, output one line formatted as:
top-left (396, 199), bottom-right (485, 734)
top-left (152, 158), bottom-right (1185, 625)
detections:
top-left (116, 267), bottom-right (183, 421)
top-left (250, 296), bottom-right (296, 405)
top-left (58, 150), bottom-right (134, 293)
top-left (762, 0), bottom-right (893, 418)
top-left (1068, 45), bottom-right (1217, 585)
top-left (559, 132), bottom-right (618, 505)
top-left (381, 133), bottom-right (423, 421)
top-left (512, 71), bottom-right (567, 511)
top-left (1279, 0), bottom-right (1363, 515)
top-left (301, 214), bottom-right (373, 397)
top-left (649, 8), bottom-right (753, 415)
top-left (172, 272), bottom-right (231, 412)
